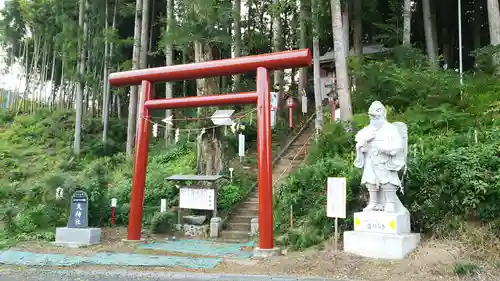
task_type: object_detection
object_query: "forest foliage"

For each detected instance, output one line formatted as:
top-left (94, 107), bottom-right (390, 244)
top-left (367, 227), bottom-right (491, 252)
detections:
top-left (0, 108), bottom-right (260, 242)
top-left (274, 47), bottom-right (500, 250)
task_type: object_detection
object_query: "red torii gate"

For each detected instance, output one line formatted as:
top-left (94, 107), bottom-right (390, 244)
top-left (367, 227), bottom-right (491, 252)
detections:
top-left (108, 49), bottom-right (312, 251)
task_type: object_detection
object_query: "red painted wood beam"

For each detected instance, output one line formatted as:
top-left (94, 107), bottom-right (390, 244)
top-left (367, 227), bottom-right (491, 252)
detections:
top-left (109, 49), bottom-right (312, 87)
top-left (144, 92), bottom-right (258, 110)
top-left (128, 80), bottom-right (153, 241)
top-left (256, 67), bottom-right (274, 250)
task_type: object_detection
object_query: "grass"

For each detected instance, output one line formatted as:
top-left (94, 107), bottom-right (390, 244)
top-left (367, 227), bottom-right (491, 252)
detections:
top-left (453, 261), bottom-right (479, 276)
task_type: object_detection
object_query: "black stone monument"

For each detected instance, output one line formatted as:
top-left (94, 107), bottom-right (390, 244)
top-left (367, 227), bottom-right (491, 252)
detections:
top-left (67, 190), bottom-right (89, 228)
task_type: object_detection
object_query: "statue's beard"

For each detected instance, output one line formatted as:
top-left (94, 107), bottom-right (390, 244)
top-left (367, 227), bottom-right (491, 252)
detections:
top-left (370, 118), bottom-right (385, 129)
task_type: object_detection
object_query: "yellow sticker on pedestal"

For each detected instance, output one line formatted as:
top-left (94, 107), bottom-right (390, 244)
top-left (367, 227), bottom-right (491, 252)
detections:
top-left (388, 219), bottom-right (395, 230)
top-left (353, 213), bottom-right (400, 234)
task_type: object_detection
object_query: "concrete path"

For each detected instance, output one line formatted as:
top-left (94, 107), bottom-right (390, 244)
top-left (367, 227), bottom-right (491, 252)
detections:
top-left (0, 250), bottom-right (222, 268)
top-left (0, 268), bottom-right (347, 281)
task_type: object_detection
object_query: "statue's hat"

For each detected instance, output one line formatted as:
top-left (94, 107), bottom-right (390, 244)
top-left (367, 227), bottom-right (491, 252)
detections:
top-left (368, 101), bottom-right (386, 117)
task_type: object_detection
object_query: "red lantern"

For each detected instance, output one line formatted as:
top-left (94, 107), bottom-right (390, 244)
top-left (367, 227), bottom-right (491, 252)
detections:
top-left (285, 95), bottom-right (295, 128)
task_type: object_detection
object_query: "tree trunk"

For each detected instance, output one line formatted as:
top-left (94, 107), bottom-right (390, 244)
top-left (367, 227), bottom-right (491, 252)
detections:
top-left (182, 46), bottom-right (188, 97)
top-left (136, 0), bottom-right (151, 130)
top-left (272, 0), bottom-right (284, 99)
top-left (403, 0), bottom-right (412, 45)
top-left (487, 0), bottom-right (500, 75)
top-left (330, 0), bottom-right (353, 122)
top-left (102, 0), bottom-right (110, 143)
top-left (30, 34), bottom-right (40, 114)
top-left (442, 24), bottom-right (450, 68)
top-left (107, 1), bottom-right (118, 123)
top-left (232, 0), bottom-right (242, 92)
top-left (194, 40), bottom-right (223, 176)
top-left (290, 8), bottom-right (299, 92)
top-left (117, 93), bottom-right (122, 119)
top-left (74, 0), bottom-right (88, 155)
top-left (422, 0), bottom-right (437, 65)
top-left (353, 0), bottom-right (362, 60)
top-left (474, 0), bottom-right (482, 50)
top-left (126, 0), bottom-right (143, 157)
top-left (431, 1), bottom-right (439, 60)
top-left (49, 48), bottom-right (57, 109)
top-left (58, 55), bottom-right (65, 110)
top-left (298, 0), bottom-right (308, 93)
top-left (342, 2), bottom-right (349, 58)
top-left (165, 0), bottom-right (174, 144)
top-left (312, 0), bottom-right (323, 130)
top-left (39, 39), bottom-right (49, 110)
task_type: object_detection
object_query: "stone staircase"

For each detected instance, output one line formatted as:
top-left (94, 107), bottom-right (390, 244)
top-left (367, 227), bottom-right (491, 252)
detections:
top-left (218, 123), bottom-right (316, 242)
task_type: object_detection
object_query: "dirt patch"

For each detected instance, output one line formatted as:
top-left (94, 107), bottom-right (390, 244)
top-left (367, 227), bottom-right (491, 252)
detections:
top-left (12, 227), bottom-right (174, 257)
top-left (9, 228), bottom-right (500, 281)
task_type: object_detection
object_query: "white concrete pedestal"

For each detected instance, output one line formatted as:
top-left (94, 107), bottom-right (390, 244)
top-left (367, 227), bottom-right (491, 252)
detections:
top-left (250, 218), bottom-right (258, 236)
top-left (253, 247), bottom-right (281, 258)
top-left (343, 211), bottom-right (420, 259)
top-left (210, 217), bottom-right (222, 238)
top-left (55, 227), bottom-right (101, 248)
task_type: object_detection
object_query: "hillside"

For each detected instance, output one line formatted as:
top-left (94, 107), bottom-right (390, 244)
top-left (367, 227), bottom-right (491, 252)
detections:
top-left (273, 49), bottom-right (500, 257)
top-left (0, 109), bottom-right (254, 243)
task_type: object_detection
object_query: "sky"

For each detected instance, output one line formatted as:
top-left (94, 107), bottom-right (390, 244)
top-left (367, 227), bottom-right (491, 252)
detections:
top-left (0, 0), bottom-right (25, 93)
top-left (0, 0), bottom-right (50, 98)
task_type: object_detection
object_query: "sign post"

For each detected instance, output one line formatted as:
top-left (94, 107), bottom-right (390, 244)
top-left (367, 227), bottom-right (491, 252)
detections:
top-left (327, 177), bottom-right (347, 252)
top-left (111, 198), bottom-right (117, 226)
top-left (286, 96), bottom-right (296, 129)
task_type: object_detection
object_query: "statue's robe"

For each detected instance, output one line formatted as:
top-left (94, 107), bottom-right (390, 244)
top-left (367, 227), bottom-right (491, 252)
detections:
top-left (354, 121), bottom-right (405, 188)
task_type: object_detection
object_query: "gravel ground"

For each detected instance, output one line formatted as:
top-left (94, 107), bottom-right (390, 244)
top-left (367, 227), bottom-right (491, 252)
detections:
top-left (9, 227), bottom-right (500, 281)
top-left (0, 268), bottom-right (346, 281)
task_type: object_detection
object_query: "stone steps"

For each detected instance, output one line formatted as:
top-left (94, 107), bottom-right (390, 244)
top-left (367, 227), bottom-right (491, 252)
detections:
top-left (227, 214), bottom-right (256, 223)
top-left (218, 230), bottom-right (250, 240)
top-left (240, 202), bottom-right (258, 211)
top-left (225, 222), bottom-right (251, 231)
top-left (218, 122), bottom-right (315, 242)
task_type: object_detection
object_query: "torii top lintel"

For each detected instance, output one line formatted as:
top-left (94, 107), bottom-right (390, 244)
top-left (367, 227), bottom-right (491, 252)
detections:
top-left (108, 49), bottom-right (312, 87)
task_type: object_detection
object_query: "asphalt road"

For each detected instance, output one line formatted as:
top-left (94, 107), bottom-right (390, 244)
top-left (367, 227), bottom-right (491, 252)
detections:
top-left (0, 268), bottom-right (342, 281)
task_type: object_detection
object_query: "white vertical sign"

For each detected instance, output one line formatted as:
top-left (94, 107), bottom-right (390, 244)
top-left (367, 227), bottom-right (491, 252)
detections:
top-left (271, 110), bottom-right (276, 127)
top-left (270, 92), bottom-right (278, 128)
top-left (327, 177), bottom-right (347, 218)
top-left (160, 199), bottom-right (167, 213)
top-left (111, 198), bottom-right (117, 207)
top-left (301, 95), bottom-right (308, 114)
top-left (238, 134), bottom-right (245, 157)
top-left (270, 92), bottom-right (278, 110)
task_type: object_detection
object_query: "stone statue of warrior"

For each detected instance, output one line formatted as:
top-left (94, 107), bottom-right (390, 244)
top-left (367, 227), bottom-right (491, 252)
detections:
top-left (354, 101), bottom-right (409, 214)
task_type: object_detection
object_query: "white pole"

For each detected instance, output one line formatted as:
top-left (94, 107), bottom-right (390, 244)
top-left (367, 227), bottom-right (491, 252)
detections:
top-left (334, 217), bottom-right (338, 253)
top-left (458, 0), bottom-right (463, 86)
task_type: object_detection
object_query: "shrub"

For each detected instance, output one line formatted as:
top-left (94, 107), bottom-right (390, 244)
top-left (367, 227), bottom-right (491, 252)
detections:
top-left (274, 155), bottom-right (363, 249)
top-left (150, 212), bottom-right (176, 234)
top-left (275, 54), bottom-right (500, 250)
top-left (405, 131), bottom-right (500, 235)
top-left (217, 183), bottom-right (246, 212)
